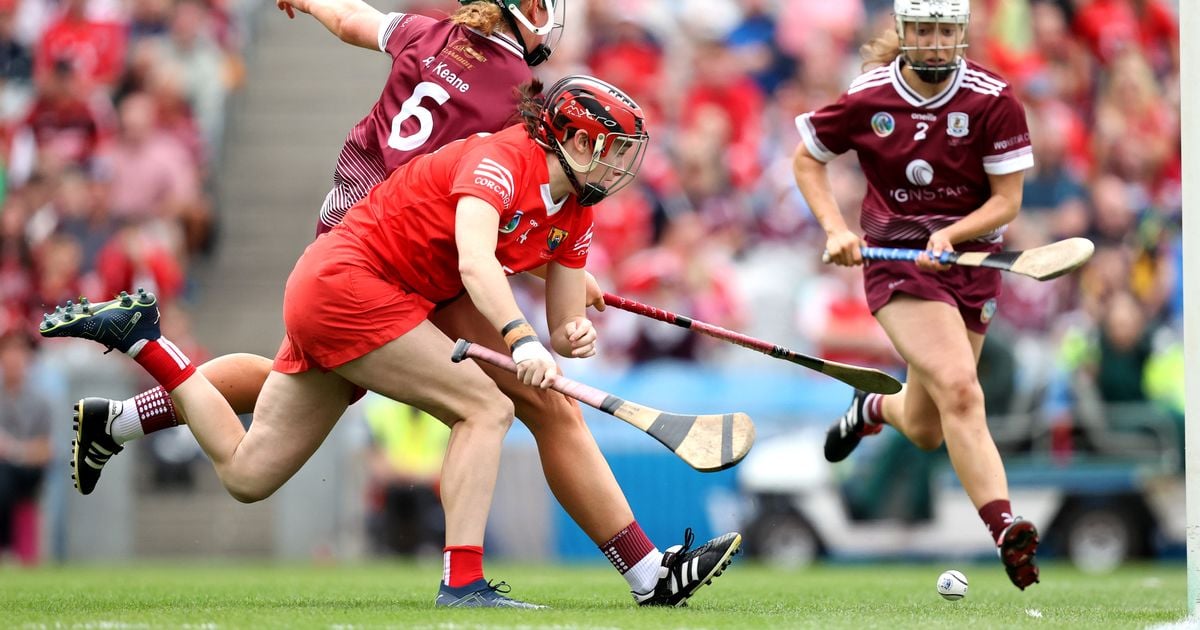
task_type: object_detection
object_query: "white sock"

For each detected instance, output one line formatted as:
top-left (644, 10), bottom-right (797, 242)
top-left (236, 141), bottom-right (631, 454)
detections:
top-left (110, 398), bottom-right (144, 444)
top-left (626, 550), bottom-right (664, 594)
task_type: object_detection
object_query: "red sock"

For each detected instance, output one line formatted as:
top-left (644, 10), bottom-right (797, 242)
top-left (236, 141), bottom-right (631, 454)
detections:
top-left (600, 521), bottom-right (655, 574)
top-left (128, 338), bottom-right (195, 392)
top-left (864, 393), bottom-right (885, 425)
top-left (979, 499), bottom-right (1015, 544)
top-left (443, 545), bottom-right (484, 587)
top-left (135, 387), bottom-right (180, 434)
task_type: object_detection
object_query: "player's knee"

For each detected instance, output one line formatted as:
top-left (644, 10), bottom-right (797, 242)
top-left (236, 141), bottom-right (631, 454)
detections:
top-left (930, 372), bottom-right (984, 419)
top-left (909, 426), bottom-right (944, 451)
top-left (461, 394), bottom-right (514, 434)
top-left (515, 391), bottom-right (581, 433)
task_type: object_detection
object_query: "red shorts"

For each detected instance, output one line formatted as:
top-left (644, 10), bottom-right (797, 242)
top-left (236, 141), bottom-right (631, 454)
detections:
top-left (862, 239), bottom-right (1003, 335)
top-left (274, 232), bottom-right (436, 374)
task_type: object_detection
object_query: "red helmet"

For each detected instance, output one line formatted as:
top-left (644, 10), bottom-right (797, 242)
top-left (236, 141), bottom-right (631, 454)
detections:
top-left (536, 75), bottom-right (649, 206)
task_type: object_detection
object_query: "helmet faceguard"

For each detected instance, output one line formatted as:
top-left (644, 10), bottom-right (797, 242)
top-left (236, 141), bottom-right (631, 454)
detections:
top-left (894, 0), bottom-right (969, 84)
top-left (461, 0), bottom-right (565, 66)
top-left (536, 75), bottom-right (649, 207)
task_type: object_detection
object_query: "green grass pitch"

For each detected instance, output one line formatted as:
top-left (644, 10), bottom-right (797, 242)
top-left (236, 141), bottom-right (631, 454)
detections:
top-left (0, 561), bottom-right (1188, 628)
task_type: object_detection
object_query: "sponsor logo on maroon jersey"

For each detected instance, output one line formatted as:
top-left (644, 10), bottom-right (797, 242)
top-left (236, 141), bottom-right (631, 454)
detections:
top-left (947, 112), bottom-right (970, 138)
top-left (871, 112), bottom-right (895, 137)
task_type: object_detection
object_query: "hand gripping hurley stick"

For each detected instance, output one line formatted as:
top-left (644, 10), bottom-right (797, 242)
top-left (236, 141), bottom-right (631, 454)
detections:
top-left (451, 339), bottom-right (755, 472)
top-left (824, 237), bottom-right (1096, 281)
top-left (602, 294), bottom-right (903, 395)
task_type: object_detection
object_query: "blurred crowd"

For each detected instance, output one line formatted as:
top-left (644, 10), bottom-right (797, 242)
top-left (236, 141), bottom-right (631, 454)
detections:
top-left (0, 0), bottom-right (250, 562)
top-left (514, 0), bottom-right (1183, 465)
top-left (0, 0), bottom-right (1184, 560)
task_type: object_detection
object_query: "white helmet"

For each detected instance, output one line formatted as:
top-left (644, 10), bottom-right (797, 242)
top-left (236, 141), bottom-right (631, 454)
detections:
top-left (461, 0), bottom-right (566, 66)
top-left (894, 0), bottom-right (970, 83)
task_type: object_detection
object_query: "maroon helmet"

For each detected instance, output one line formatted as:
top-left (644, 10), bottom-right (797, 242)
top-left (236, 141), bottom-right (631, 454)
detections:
top-left (535, 75), bottom-right (649, 206)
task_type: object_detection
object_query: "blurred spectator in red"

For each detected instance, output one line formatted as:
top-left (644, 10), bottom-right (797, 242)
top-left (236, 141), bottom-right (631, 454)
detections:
top-left (586, 8), bottom-right (663, 119)
top-left (797, 263), bottom-right (901, 369)
top-left (0, 194), bottom-right (34, 309)
top-left (680, 38), bottom-right (764, 190)
top-left (0, 320), bottom-right (51, 566)
top-left (1091, 50), bottom-right (1177, 200)
top-left (92, 221), bottom-right (185, 302)
top-left (30, 230), bottom-right (85, 311)
top-left (1072, 0), bottom-right (1178, 74)
top-left (18, 57), bottom-right (111, 175)
top-left (34, 0), bottom-right (127, 88)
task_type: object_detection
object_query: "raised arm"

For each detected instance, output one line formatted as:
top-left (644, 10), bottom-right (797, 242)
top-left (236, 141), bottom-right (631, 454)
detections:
top-left (455, 195), bottom-right (558, 387)
top-left (276, 0), bottom-right (385, 51)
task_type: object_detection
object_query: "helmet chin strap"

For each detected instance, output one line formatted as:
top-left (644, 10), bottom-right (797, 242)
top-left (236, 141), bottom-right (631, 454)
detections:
top-left (552, 138), bottom-right (608, 207)
top-left (500, 7), bottom-right (552, 66)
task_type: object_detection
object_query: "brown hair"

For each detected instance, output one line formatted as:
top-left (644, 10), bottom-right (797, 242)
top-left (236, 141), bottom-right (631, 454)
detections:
top-left (860, 28), bottom-right (901, 72)
top-left (451, 2), bottom-right (505, 36)
top-left (514, 79), bottom-right (545, 141)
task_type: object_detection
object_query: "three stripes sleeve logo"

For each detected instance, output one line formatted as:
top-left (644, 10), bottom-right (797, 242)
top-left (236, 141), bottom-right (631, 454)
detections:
top-left (473, 157), bottom-right (515, 209)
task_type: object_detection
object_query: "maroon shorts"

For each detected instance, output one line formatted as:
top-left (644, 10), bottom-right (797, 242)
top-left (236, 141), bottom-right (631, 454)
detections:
top-left (862, 239), bottom-right (1003, 335)
top-left (274, 232), bottom-right (435, 374)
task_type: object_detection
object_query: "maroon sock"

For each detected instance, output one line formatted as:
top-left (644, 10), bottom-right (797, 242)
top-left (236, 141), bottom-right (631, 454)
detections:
top-left (135, 387), bottom-right (180, 434)
top-left (600, 521), bottom-right (655, 575)
top-left (864, 393), bottom-right (886, 425)
top-left (979, 499), bottom-right (1015, 544)
top-left (129, 338), bottom-right (195, 392)
top-left (443, 545), bottom-right (484, 587)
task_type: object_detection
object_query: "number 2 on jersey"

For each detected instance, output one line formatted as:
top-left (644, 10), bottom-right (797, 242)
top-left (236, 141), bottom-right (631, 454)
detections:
top-left (388, 81), bottom-right (451, 151)
top-left (914, 122), bottom-right (929, 142)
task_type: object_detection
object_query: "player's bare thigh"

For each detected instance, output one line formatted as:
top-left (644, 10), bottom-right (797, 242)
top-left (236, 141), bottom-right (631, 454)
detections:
top-left (225, 368), bottom-right (356, 501)
top-left (429, 294), bottom-right (579, 429)
top-left (875, 295), bottom-right (986, 438)
top-left (333, 319), bottom-right (512, 426)
top-left (198, 353), bottom-right (273, 415)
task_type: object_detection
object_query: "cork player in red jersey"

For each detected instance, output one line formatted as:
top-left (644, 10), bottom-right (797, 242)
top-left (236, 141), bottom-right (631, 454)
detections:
top-left (42, 75), bottom-right (647, 607)
top-left (60, 0), bottom-right (742, 609)
top-left (792, 0), bottom-right (1040, 590)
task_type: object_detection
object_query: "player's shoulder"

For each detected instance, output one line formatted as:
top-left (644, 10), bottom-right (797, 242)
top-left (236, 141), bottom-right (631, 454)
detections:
top-left (845, 61), bottom-right (895, 97)
top-left (959, 60), bottom-right (1016, 99)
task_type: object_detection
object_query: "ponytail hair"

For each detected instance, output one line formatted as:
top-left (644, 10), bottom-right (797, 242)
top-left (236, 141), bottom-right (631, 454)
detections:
top-left (514, 79), bottom-right (546, 142)
top-left (451, 1), bottom-right (504, 36)
top-left (861, 28), bottom-right (901, 71)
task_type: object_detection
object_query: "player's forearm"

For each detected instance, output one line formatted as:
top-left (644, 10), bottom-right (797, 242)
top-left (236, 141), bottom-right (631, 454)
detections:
top-left (793, 148), bottom-right (849, 235)
top-left (941, 189), bottom-right (1022, 244)
top-left (295, 0), bottom-right (383, 48)
top-left (458, 256), bottom-right (529, 338)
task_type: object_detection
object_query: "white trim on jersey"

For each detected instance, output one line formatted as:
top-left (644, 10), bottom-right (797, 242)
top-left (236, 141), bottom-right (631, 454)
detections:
top-left (848, 66), bottom-right (890, 92)
top-left (571, 224), bottom-right (593, 255)
top-left (963, 68), bottom-right (1007, 91)
top-left (540, 183), bottom-right (568, 216)
top-left (889, 57), bottom-right (966, 109)
top-left (475, 158), bottom-right (515, 200)
top-left (464, 26), bottom-right (523, 59)
top-left (983, 145), bottom-right (1035, 175)
top-left (848, 76), bottom-right (892, 95)
top-left (795, 112), bottom-right (839, 163)
top-left (961, 78), bottom-right (1003, 97)
top-left (378, 12), bottom-right (406, 53)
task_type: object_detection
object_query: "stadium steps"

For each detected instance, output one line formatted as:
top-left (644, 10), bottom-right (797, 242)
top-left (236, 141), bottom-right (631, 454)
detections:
top-left (131, 8), bottom-right (385, 559)
top-left (193, 9), bottom-right (387, 359)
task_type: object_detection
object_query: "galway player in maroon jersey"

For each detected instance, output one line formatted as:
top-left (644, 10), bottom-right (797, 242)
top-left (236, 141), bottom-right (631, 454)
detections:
top-left (792, 0), bottom-right (1040, 590)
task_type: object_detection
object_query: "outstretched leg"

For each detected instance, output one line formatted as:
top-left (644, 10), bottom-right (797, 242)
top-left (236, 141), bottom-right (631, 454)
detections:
top-left (430, 295), bottom-right (742, 606)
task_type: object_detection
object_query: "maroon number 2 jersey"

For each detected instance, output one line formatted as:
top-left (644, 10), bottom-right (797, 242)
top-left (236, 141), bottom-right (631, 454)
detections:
top-left (318, 12), bottom-right (533, 229)
top-left (796, 57), bottom-right (1034, 245)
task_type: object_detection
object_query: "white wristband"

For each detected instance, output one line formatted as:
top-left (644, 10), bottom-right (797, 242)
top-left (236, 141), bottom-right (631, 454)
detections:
top-left (512, 341), bottom-right (553, 365)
